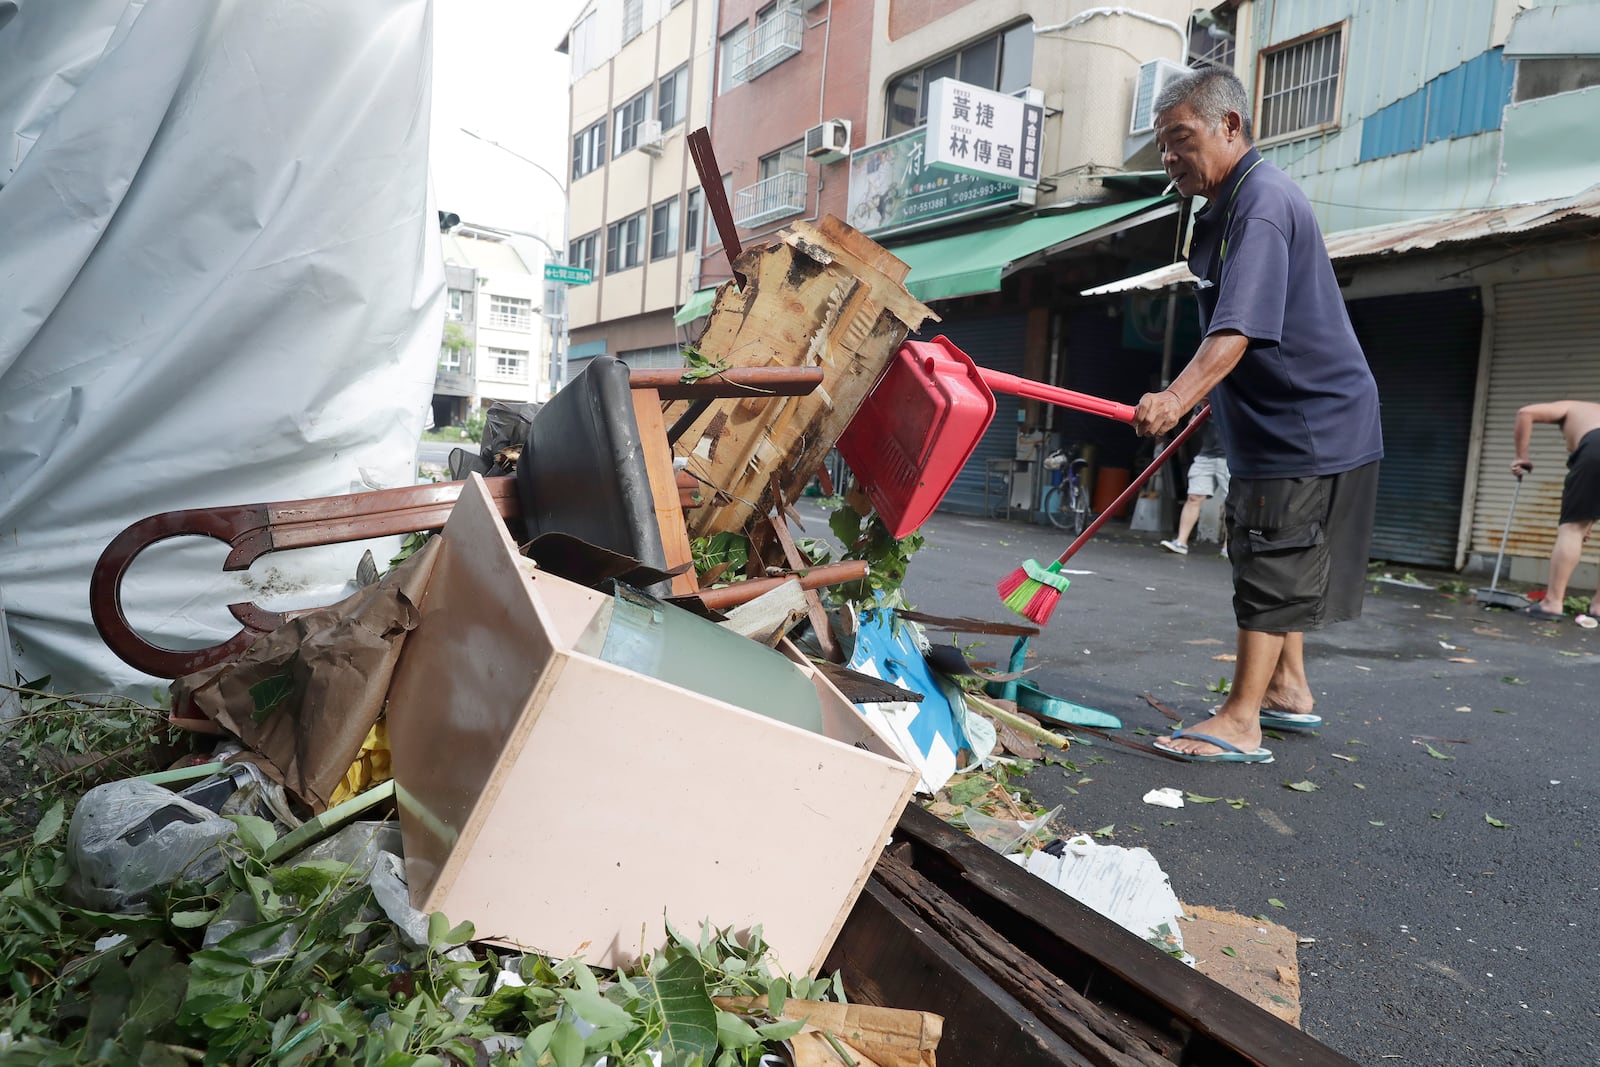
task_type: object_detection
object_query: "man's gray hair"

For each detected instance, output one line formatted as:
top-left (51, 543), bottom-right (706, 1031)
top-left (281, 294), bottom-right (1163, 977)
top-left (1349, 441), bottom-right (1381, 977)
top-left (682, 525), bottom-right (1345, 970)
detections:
top-left (1154, 67), bottom-right (1254, 142)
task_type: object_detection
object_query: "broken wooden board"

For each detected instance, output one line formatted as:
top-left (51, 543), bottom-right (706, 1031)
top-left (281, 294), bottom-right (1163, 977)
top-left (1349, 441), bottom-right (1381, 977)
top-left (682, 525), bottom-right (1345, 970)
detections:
top-left (673, 215), bottom-right (937, 539)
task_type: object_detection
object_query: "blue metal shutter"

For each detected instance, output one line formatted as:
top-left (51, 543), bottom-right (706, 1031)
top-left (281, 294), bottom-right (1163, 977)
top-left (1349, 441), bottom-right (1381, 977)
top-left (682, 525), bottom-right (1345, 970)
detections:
top-left (918, 314), bottom-right (1029, 517)
top-left (1346, 288), bottom-right (1482, 567)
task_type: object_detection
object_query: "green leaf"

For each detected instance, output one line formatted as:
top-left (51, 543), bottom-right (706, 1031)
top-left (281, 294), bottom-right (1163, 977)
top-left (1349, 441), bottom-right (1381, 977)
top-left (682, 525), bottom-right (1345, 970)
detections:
top-left (1221, 946), bottom-right (1238, 958)
top-left (1369, 820), bottom-right (1385, 827)
top-left (557, 987), bottom-right (633, 1030)
top-left (1499, 676), bottom-right (1526, 685)
top-left (170, 909), bottom-right (216, 929)
top-left (756, 1018), bottom-right (806, 1041)
top-left (202, 1000), bottom-right (254, 1028)
top-left (1284, 780), bottom-right (1320, 792)
top-left (1423, 743), bottom-right (1453, 761)
top-left (226, 814), bottom-right (278, 854)
top-left (640, 955), bottom-right (718, 1062)
top-left (946, 778), bottom-right (990, 807)
top-left (768, 975), bottom-right (788, 1019)
top-left (1485, 814), bottom-right (1508, 829)
top-left (1091, 825), bottom-right (1115, 839)
top-left (548, 1019), bottom-right (585, 1067)
top-left (248, 673), bottom-right (295, 721)
top-left (1268, 898), bottom-right (1286, 909)
top-left (1226, 798), bottom-right (1249, 810)
top-left (1185, 793), bottom-right (1221, 804)
top-left (715, 1009), bottom-right (763, 1050)
top-left (33, 799), bottom-right (64, 846)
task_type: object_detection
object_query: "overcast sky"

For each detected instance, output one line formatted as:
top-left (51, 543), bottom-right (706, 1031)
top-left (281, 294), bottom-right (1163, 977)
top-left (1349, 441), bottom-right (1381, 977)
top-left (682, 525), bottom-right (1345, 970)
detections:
top-left (430, 0), bottom-right (591, 261)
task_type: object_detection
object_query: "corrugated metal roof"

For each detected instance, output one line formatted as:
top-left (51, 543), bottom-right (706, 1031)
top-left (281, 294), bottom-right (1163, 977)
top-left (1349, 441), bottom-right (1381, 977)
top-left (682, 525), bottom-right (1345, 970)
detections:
top-left (1080, 182), bottom-right (1600, 294)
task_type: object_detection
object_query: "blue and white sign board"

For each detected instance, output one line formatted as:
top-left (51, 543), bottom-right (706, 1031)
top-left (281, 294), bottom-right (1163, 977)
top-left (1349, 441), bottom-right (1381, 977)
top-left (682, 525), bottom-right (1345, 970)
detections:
top-left (925, 78), bottom-right (1044, 186)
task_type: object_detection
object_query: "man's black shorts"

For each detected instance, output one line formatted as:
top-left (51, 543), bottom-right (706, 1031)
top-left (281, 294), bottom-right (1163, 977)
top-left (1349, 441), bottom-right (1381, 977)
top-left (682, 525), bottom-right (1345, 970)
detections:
top-left (1561, 428), bottom-right (1600, 525)
top-left (1225, 462), bottom-right (1380, 632)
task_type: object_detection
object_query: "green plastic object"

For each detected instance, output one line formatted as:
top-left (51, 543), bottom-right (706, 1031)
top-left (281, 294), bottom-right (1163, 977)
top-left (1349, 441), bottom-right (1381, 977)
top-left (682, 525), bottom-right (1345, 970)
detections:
top-left (583, 583), bottom-right (825, 736)
top-left (985, 635), bottom-right (1122, 730)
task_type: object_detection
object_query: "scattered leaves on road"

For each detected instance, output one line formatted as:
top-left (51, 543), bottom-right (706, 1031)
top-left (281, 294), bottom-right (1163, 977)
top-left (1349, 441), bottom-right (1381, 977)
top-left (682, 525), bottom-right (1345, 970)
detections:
top-left (1186, 793), bottom-right (1222, 804)
top-left (1221, 946), bottom-right (1239, 959)
top-left (1092, 825), bottom-right (1115, 839)
top-left (1268, 898), bottom-right (1287, 909)
top-left (1285, 780), bottom-right (1320, 792)
top-left (1331, 753), bottom-right (1357, 762)
top-left (1422, 743), bottom-right (1454, 760)
top-left (1500, 676), bottom-right (1526, 685)
top-left (1485, 814), bottom-right (1509, 829)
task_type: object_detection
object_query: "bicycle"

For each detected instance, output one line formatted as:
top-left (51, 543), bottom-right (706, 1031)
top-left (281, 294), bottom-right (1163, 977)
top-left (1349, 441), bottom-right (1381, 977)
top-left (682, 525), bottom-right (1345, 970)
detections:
top-left (1042, 450), bottom-right (1092, 533)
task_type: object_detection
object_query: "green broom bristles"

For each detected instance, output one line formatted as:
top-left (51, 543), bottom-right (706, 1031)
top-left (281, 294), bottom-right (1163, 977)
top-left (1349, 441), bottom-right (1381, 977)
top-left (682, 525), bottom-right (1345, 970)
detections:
top-left (998, 558), bottom-right (1070, 624)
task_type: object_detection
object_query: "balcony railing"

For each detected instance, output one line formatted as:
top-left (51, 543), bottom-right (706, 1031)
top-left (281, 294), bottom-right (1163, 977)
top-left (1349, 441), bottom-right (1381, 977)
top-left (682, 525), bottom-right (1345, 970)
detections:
top-left (733, 170), bottom-right (807, 228)
top-left (732, 7), bottom-right (803, 83)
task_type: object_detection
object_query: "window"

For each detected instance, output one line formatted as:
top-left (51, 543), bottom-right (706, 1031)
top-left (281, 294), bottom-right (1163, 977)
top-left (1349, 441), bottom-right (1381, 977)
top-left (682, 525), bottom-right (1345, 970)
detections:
top-left (885, 22), bottom-right (1034, 136)
top-left (650, 198), bottom-right (680, 261)
top-left (619, 344), bottom-right (687, 371)
top-left (718, 24), bottom-right (749, 95)
top-left (572, 119), bottom-right (607, 179)
top-left (485, 347), bottom-right (529, 380)
top-left (1186, 7), bottom-right (1237, 71)
top-left (439, 347), bottom-right (463, 372)
top-left (446, 289), bottom-right (465, 321)
top-left (613, 89), bottom-right (653, 156)
top-left (1257, 24), bottom-right (1345, 142)
top-left (606, 212), bottom-right (645, 273)
top-left (568, 232), bottom-right (598, 275)
top-left (487, 295), bottom-right (533, 330)
top-left (759, 140), bottom-right (805, 180)
top-left (621, 0), bottom-right (643, 43)
top-left (658, 65), bottom-right (688, 129)
top-left (684, 188), bottom-right (702, 251)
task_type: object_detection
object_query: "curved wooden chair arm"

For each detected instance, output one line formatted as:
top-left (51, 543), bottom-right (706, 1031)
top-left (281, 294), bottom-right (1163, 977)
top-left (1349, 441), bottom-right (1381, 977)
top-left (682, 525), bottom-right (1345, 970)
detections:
top-left (89, 477), bottom-right (521, 679)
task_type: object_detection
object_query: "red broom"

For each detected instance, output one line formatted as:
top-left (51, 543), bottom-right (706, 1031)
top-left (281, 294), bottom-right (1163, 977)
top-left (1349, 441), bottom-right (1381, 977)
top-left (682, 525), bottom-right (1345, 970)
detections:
top-left (999, 406), bottom-right (1212, 625)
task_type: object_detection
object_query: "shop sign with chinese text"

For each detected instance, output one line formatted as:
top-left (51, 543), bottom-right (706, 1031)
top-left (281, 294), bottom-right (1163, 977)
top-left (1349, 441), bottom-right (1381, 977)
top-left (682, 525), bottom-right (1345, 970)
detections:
top-left (925, 78), bottom-right (1043, 186)
top-left (845, 126), bottom-right (1035, 239)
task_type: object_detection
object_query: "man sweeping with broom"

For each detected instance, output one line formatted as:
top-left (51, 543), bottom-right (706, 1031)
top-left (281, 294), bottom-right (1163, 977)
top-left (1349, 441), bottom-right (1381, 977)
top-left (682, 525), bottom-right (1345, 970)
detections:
top-left (1131, 68), bottom-right (1383, 763)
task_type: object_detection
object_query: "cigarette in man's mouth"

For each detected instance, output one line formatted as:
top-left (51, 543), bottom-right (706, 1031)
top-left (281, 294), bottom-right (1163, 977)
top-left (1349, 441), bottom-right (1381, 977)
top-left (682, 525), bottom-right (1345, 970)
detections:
top-left (1162, 178), bottom-right (1177, 195)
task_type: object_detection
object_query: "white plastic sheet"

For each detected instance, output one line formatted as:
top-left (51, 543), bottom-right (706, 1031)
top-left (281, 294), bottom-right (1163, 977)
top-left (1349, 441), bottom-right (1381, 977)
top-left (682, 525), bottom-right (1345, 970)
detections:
top-left (0, 0), bottom-right (443, 693)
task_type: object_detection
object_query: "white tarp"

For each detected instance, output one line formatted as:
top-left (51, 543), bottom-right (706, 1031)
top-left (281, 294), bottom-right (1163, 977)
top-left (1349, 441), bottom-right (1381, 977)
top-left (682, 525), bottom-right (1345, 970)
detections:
top-left (0, 0), bottom-right (443, 695)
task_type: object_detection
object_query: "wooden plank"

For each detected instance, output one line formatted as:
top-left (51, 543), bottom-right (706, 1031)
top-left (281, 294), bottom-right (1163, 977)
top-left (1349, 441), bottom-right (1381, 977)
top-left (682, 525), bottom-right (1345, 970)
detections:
top-left (826, 879), bottom-right (1099, 1067)
top-left (872, 853), bottom-right (1175, 1067)
top-left (631, 390), bottom-right (698, 596)
top-left (893, 806), bottom-right (1362, 1067)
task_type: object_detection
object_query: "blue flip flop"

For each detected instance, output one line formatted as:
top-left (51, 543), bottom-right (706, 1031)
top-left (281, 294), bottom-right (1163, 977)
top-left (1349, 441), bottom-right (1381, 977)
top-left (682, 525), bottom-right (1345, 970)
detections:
top-left (1154, 728), bottom-right (1275, 764)
top-left (1260, 709), bottom-right (1322, 730)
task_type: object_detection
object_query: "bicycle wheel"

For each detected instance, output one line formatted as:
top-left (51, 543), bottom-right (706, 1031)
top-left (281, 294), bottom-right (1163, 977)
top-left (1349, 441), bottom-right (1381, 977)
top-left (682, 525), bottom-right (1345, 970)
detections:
top-left (1044, 484), bottom-right (1072, 529)
top-left (1067, 482), bottom-right (1091, 535)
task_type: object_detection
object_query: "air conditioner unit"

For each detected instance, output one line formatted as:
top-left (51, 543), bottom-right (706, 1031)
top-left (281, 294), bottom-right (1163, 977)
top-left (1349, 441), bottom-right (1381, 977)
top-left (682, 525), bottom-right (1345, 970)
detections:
top-left (638, 118), bottom-right (664, 156)
top-left (804, 118), bottom-right (851, 163)
top-left (1129, 58), bottom-right (1188, 135)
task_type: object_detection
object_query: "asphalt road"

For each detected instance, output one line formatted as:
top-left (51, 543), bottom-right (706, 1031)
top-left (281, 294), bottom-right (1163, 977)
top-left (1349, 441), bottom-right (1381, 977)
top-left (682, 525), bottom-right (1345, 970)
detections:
top-left (864, 505), bottom-right (1599, 1067)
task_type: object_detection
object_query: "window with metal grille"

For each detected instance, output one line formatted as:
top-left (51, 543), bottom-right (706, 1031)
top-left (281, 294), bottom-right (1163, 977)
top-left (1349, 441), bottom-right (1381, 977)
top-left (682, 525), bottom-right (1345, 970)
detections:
top-left (568, 232), bottom-right (598, 275)
top-left (621, 0), bottom-right (643, 43)
top-left (613, 89), bottom-right (653, 156)
top-left (684, 188), bottom-right (702, 251)
top-left (606, 212), bottom-right (645, 273)
top-left (650, 198), bottom-right (680, 261)
top-left (619, 344), bottom-right (686, 371)
top-left (885, 22), bottom-right (1034, 137)
top-left (485, 347), bottom-right (528, 380)
top-left (486, 296), bottom-right (532, 330)
top-left (658, 65), bottom-right (688, 129)
top-left (572, 119), bottom-right (607, 179)
top-left (1257, 25), bottom-right (1345, 142)
top-left (759, 140), bottom-right (805, 180)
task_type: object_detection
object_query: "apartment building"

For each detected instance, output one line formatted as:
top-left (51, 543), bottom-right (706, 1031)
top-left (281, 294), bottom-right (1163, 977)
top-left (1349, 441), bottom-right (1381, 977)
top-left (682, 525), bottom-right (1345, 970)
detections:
top-left (433, 227), bottom-right (546, 424)
top-left (559, 0), bottom-right (715, 372)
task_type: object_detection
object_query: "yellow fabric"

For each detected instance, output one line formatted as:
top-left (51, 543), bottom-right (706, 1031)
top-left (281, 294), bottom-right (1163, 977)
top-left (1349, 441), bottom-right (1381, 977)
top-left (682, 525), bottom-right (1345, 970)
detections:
top-left (330, 720), bottom-right (391, 806)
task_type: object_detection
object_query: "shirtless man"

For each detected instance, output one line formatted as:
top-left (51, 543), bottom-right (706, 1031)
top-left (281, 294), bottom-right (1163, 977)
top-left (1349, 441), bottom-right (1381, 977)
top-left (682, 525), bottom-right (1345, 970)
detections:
top-left (1511, 400), bottom-right (1600, 625)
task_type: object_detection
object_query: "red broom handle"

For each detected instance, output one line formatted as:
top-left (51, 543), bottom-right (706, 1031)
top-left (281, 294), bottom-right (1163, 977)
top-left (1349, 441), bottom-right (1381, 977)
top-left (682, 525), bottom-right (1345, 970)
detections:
top-left (1048, 405), bottom-right (1212, 567)
top-left (976, 367), bottom-right (1138, 423)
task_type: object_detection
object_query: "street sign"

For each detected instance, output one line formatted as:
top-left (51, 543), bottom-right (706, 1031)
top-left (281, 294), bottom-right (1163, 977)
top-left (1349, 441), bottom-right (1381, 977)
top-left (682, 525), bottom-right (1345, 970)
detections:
top-left (543, 263), bottom-right (592, 285)
top-left (925, 78), bottom-right (1044, 186)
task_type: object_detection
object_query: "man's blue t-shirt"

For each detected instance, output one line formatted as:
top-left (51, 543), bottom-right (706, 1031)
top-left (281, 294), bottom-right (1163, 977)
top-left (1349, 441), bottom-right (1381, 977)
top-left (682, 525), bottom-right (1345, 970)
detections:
top-left (1188, 148), bottom-right (1383, 479)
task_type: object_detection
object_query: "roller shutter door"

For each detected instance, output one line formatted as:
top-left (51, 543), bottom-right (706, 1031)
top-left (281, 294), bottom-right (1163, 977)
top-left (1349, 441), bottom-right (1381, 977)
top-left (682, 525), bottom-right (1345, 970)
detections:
top-left (1346, 289), bottom-right (1482, 567)
top-left (917, 314), bottom-right (1029, 517)
top-left (1473, 274), bottom-right (1600, 560)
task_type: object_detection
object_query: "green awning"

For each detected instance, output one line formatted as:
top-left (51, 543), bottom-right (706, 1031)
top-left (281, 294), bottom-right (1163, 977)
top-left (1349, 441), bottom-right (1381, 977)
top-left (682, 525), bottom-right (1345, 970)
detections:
top-left (890, 195), bottom-right (1177, 303)
top-left (673, 286), bottom-right (718, 326)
